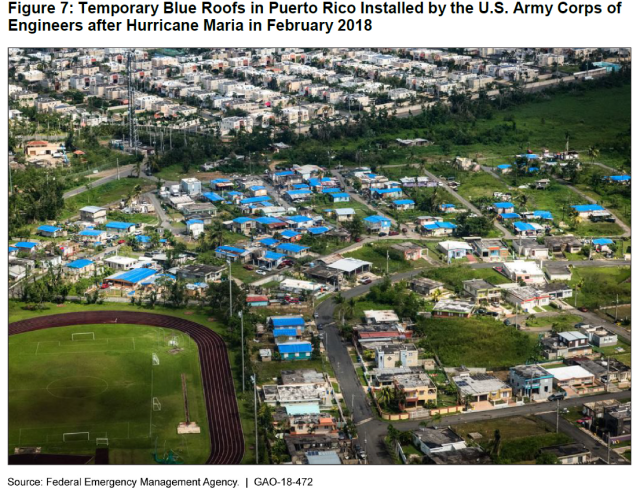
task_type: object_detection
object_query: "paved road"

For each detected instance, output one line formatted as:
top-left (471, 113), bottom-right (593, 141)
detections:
top-left (63, 164), bottom-right (136, 199)
top-left (144, 191), bottom-right (183, 235)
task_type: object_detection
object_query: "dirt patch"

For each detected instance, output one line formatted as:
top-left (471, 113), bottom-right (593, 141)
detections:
top-left (168, 348), bottom-right (185, 355)
top-left (183, 311), bottom-right (194, 315)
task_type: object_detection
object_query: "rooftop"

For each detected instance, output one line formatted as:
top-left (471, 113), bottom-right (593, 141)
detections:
top-left (453, 373), bottom-right (510, 396)
top-left (413, 427), bottom-right (465, 449)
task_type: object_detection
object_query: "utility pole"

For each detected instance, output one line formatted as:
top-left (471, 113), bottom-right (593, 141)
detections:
top-left (615, 294), bottom-right (619, 323)
top-left (607, 432), bottom-right (611, 464)
top-left (227, 260), bottom-right (233, 319)
top-left (116, 158), bottom-right (120, 180)
top-left (386, 250), bottom-right (389, 275)
top-left (253, 374), bottom-right (259, 464)
top-left (240, 311), bottom-right (245, 392)
top-left (556, 399), bottom-right (560, 433)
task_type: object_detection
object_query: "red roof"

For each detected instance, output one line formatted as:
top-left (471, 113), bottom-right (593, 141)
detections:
top-left (26, 140), bottom-right (49, 146)
top-left (247, 295), bottom-right (269, 303)
top-left (358, 331), bottom-right (401, 339)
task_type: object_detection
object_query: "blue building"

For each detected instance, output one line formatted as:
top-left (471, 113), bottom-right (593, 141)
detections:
top-left (37, 225), bottom-right (62, 237)
top-left (277, 341), bottom-right (313, 361)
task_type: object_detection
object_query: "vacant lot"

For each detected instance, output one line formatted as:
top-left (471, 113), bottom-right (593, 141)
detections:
top-left (424, 265), bottom-right (511, 293)
top-left (61, 179), bottom-right (152, 220)
top-left (525, 313), bottom-right (582, 329)
top-left (569, 266), bottom-right (631, 309)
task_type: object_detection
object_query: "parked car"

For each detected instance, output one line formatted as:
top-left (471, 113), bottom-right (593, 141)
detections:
top-left (355, 237), bottom-right (363, 242)
top-left (548, 392), bottom-right (565, 401)
top-left (578, 307), bottom-right (589, 312)
top-left (362, 279), bottom-right (372, 285)
top-left (389, 230), bottom-right (399, 236)
top-left (100, 283), bottom-right (109, 289)
top-left (378, 232), bottom-right (387, 237)
top-left (314, 312), bottom-right (319, 319)
top-left (256, 269), bottom-right (267, 275)
top-left (117, 239), bottom-right (126, 244)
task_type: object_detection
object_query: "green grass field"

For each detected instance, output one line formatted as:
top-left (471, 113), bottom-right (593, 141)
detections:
top-left (569, 266), bottom-right (631, 309)
top-left (9, 323), bottom-right (209, 464)
top-left (61, 179), bottom-right (153, 220)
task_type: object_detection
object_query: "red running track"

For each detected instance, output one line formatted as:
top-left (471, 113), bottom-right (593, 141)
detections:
top-left (9, 311), bottom-right (245, 465)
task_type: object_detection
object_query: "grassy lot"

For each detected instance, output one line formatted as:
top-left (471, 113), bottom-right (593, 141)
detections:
top-left (231, 263), bottom-right (261, 284)
top-left (525, 313), bottom-right (582, 329)
top-left (591, 340), bottom-right (631, 366)
top-left (456, 171), bottom-right (509, 204)
top-left (8, 301), bottom-right (259, 464)
top-left (568, 266), bottom-right (631, 309)
top-left (255, 358), bottom-right (332, 384)
top-left (61, 179), bottom-right (152, 220)
top-left (416, 317), bottom-right (539, 369)
top-left (107, 211), bottom-right (159, 225)
top-left (423, 265), bottom-right (511, 293)
top-left (9, 322), bottom-right (209, 464)
top-left (344, 244), bottom-right (430, 275)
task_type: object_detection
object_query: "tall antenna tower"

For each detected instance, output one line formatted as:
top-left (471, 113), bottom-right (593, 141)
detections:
top-left (126, 50), bottom-right (139, 155)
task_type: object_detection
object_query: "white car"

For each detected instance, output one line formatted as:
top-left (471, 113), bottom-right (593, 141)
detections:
top-left (256, 269), bottom-right (267, 276)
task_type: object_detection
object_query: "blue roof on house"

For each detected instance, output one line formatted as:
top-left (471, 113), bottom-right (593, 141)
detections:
top-left (211, 178), bottom-right (231, 184)
top-left (259, 237), bottom-right (280, 247)
top-left (528, 167), bottom-right (539, 172)
top-left (514, 221), bottom-right (535, 231)
top-left (393, 199), bottom-right (415, 205)
top-left (440, 203), bottom-right (455, 209)
top-left (186, 219), bottom-right (204, 225)
top-left (216, 245), bottom-right (246, 255)
top-left (273, 328), bottom-right (299, 337)
top-left (15, 241), bottom-right (37, 249)
top-left (593, 238), bottom-right (614, 245)
top-left (330, 192), bottom-right (350, 199)
top-left (203, 191), bottom-right (224, 202)
top-left (107, 268), bottom-right (156, 284)
top-left (249, 185), bottom-right (265, 191)
top-left (292, 183), bottom-right (311, 189)
top-left (286, 189), bottom-right (313, 196)
top-left (226, 191), bottom-right (243, 196)
top-left (364, 215), bottom-right (390, 224)
top-left (533, 210), bottom-right (553, 220)
top-left (79, 229), bottom-right (105, 236)
top-left (497, 164), bottom-right (512, 169)
top-left (500, 213), bottom-right (521, 219)
top-left (67, 258), bottom-right (94, 269)
top-left (288, 215), bottom-right (313, 223)
top-left (9, 246), bottom-right (18, 253)
top-left (321, 187), bottom-right (341, 194)
top-left (423, 222), bottom-right (457, 230)
top-left (264, 251), bottom-right (286, 260)
top-left (38, 225), bottom-right (61, 233)
top-left (136, 235), bottom-right (151, 243)
top-left (308, 226), bottom-right (330, 235)
top-left (272, 316), bottom-right (305, 327)
top-left (281, 230), bottom-right (301, 239)
top-left (241, 196), bottom-right (272, 204)
top-left (374, 187), bottom-right (403, 194)
top-left (277, 342), bottom-right (312, 353)
top-left (525, 154), bottom-right (539, 159)
top-left (255, 216), bottom-right (283, 225)
top-left (494, 202), bottom-right (514, 209)
top-left (275, 170), bottom-right (294, 176)
top-left (106, 221), bottom-right (135, 230)
top-left (233, 217), bottom-right (254, 224)
top-left (572, 204), bottom-right (605, 212)
top-left (277, 243), bottom-right (310, 253)
top-left (609, 175), bottom-right (630, 181)
top-left (141, 273), bottom-right (176, 286)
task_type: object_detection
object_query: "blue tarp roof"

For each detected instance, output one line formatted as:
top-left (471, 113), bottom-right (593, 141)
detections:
top-left (105, 221), bottom-right (135, 229)
top-left (593, 238), bottom-right (614, 245)
top-left (15, 241), bottom-right (37, 249)
top-left (67, 258), bottom-right (93, 269)
top-left (186, 219), bottom-right (204, 225)
top-left (292, 183), bottom-right (311, 189)
top-left (494, 202), bottom-right (514, 208)
top-left (203, 191), bottom-right (224, 202)
top-left (514, 221), bottom-right (535, 231)
top-left (500, 213), bottom-right (521, 219)
top-left (572, 204), bottom-right (605, 212)
top-left (273, 328), bottom-right (299, 337)
top-left (423, 222), bottom-right (456, 230)
top-left (9, 246), bottom-right (18, 253)
top-left (288, 215), bottom-right (313, 223)
top-left (255, 216), bottom-right (284, 225)
top-left (330, 192), bottom-right (350, 199)
top-left (241, 196), bottom-right (271, 204)
top-left (264, 251), bottom-right (286, 260)
top-left (281, 230), bottom-right (300, 238)
top-left (364, 215), bottom-right (390, 224)
top-left (307, 226), bottom-right (330, 235)
top-left (211, 178), bottom-right (231, 184)
top-left (259, 238), bottom-right (280, 247)
top-left (440, 203), bottom-right (455, 208)
top-left (272, 316), bottom-right (305, 327)
top-left (609, 175), bottom-right (630, 181)
top-left (141, 273), bottom-right (176, 286)
top-left (107, 268), bottom-right (156, 284)
top-left (38, 225), bottom-right (61, 233)
top-left (249, 185), bottom-right (265, 191)
top-left (233, 217), bottom-right (254, 224)
top-left (79, 229), bottom-right (105, 236)
top-left (533, 210), bottom-right (553, 220)
top-left (286, 189), bottom-right (313, 196)
top-left (275, 170), bottom-right (294, 176)
top-left (373, 187), bottom-right (403, 194)
top-left (216, 245), bottom-right (246, 255)
top-left (393, 199), bottom-right (415, 205)
top-left (277, 342), bottom-right (312, 353)
top-left (321, 187), bottom-right (341, 194)
top-left (497, 164), bottom-right (512, 169)
top-left (277, 243), bottom-right (310, 253)
top-left (227, 191), bottom-right (243, 196)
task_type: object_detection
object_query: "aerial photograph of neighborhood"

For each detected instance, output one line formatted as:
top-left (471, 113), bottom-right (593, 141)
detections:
top-left (8, 47), bottom-right (631, 466)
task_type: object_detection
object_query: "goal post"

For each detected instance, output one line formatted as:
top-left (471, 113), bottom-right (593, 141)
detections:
top-left (72, 332), bottom-right (95, 341)
top-left (153, 397), bottom-right (161, 411)
top-left (63, 432), bottom-right (90, 442)
top-left (152, 353), bottom-right (160, 366)
top-left (96, 438), bottom-right (109, 447)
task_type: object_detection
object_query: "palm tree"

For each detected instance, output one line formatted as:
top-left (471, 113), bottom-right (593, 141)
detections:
top-left (587, 145), bottom-right (600, 164)
top-left (564, 130), bottom-right (571, 153)
top-left (377, 387), bottom-right (393, 407)
top-left (334, 293), bottom-right (346, 325)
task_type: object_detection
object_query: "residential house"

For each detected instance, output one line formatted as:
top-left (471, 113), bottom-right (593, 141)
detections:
top-left (105, 221), bottom-right (136, 234)
top-left (513, 238), bottom-right (549, 259)
top-left (422, 221), bottom-right (457, 237)
top-left (438, 240), bottom-right (472, 260)
top-left (545, 236), bottom-right (583, 255)
top-left (505, 286), bottom-right (550, 312)
top-left (469, 238), bottom-right (509, 261)
top-left (231, 217), bottom-right (256, 235)
top-left (410, 277), bottom-right (444, 297)
top-left (393, 373), bottom-right (437, 409)
top-left (180, 177), bottom-right (202, 196)
top-left (432, 299), bottom-right (475, 318)
top-left (412, 427), bottom-right (467, 455)
top-left (79, 206), bottom-right (107, 224)
top-left (603, 403), bottom-right (631, 437)
top-left (502, 261), bottom-right (545, 285)
top-left (509, 365), bottom-right (554, 401)
top-left (422, 447), bottom-right (491, 464)
top-left (453, 372), bottom-right (513, 408)
top-left (276, 243), bottom-right (310, 258)
top-left (571, 204), bottom-right (610, 220)
top-left (545, 263), bottom-right (573, 282)
top-left (538, 444), bottom-right (591, 464)
top-left (513, 221), bottom-right (544, 237)
top-left (186, 219), bottom-right (204, 238)
top-left (364, 215), bottom-right (392, 234)
top-left (546, 366), bottom-right (599, 392)
top-left (65, 258), bottom-right (95, 276)
top-left (575, 359), bottom-right (630, 388)
top-left (391, 199), bottom-right (415, 211)
top-left (277, 342), bottom-right (313, 361)
top-left (334, 208), bottom-right (356, 222)
top-left (176, 264), bottom-right (225, 283)
top-left (463, 279), bottom-right (501, 304)
top-left (215, 245), bottom-right (250, 262)
top-left (541, 331), bottom-right (593, 360)
top-left (580, 325), bottom-right (618, 347)
top-left (493, 202), bottom-right (515, 214)
top-left (37, 225), bottom-right (63, 238)
top-left (390, 242), bottom-right (423, 261)
top-left (374, 343), bottom-right (419, 369)
top-left (329, 192), bottom-right (351, 203)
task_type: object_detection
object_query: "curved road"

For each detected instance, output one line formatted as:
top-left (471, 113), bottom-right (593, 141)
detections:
top-left (9, 311), bottom-right (244, 465)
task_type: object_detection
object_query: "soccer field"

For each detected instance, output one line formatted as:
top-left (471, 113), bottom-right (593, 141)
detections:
top-left (8, 324), bottom-right (210, 464)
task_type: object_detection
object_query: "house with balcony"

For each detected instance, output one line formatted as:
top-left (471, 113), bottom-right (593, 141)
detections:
top-left (469, 238), bottom-right (509, 261)
top-left (421, 221), bottom-right (457, 237)
top-left (453, 372), bottom-right (513, 409)
top-left (509, 364), bottom-right (554, 401)
top-left (541, 331), bottom-right (592, 360)
top-left (432, 299), bottom-right (475, 318)
top-left (374, 343), bottom-right (419, 369)
top-left (503, 260), bottom-right (545, 284)
top-left (393, 373), bottom-right (437, 409)
top-left (364, 215), bottom-right (392, 234)
top-left (463, 279), bottom-right (501, 304)
top-left (513, 238), bottom-right (549, 259)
